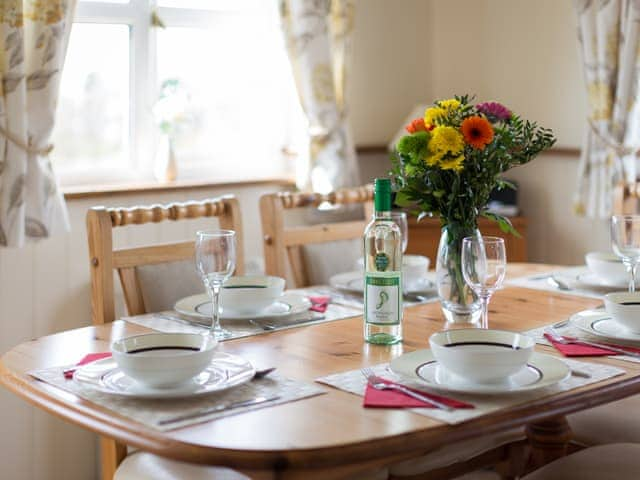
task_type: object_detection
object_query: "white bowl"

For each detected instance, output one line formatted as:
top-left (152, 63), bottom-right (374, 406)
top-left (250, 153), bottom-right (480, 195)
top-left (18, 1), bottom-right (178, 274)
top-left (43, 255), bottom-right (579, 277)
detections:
top-left (429, 329), bottom-right (534, 384)
top-left (403, 254), bottom-right (430, 288)
top-left (585, 252), bottom-right (627, 286)
top-left (111, 333), bottom-right (217, 388)
top-left (220, 275), bottom-right (285, 314)
top-left (604, 292), bottom-right (640, 333)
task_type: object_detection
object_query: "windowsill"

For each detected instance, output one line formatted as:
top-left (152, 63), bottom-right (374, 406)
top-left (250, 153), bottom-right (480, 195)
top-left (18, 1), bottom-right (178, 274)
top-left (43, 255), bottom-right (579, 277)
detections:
top-left (62, 176), bottom-right (296, 200)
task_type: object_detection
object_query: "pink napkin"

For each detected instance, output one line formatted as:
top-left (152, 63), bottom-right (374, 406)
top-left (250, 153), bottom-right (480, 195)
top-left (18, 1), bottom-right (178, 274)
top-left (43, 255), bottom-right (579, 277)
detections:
top-left (309, 296), bottom-right (330, 313)
top-left (543, 333), bottom-right (640, 357)
top-left (64, 352), bottom-right (112, 379)
top-left (363, 378), bottom-right (474, 409)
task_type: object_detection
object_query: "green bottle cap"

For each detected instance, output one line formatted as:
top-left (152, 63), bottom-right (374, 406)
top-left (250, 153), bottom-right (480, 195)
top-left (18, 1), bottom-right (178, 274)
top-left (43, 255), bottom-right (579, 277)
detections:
top-left (374, 178), bottom-right (392, 212)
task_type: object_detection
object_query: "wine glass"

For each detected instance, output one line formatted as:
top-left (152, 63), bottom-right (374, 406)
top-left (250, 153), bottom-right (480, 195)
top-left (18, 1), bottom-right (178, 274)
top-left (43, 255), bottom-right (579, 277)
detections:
top-left (390, 211), bottom-right (408, 253)
top-left (195, 230), bottom-right (237, 339)
top-left (461, 236), bottom-right (507, 329)
top-left (610, 215), bottom-right (640, 292)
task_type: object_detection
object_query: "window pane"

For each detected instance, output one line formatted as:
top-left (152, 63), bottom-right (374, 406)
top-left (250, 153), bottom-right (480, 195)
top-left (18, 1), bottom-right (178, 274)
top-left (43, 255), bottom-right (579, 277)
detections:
top-left (52, 23), bottom-right (129, 172)
top-left (157, 0), bottom-right (263, 11)
top-left (156, 9), bottom-right (305, 179)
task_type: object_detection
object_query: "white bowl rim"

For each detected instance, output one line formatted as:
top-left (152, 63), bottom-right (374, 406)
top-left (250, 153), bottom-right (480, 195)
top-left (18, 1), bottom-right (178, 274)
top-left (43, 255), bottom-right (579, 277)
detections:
top-left (604, 291), bottom-right (640, 303)
top-left (111, 333), bottom-right (217, 356)
top-left (223, 275), bottom-right (285, 288)
top-left (429, 328), bottom-right (535, 350)
top-left (403, 254), bottom-right (430, 265)
top-left (585, 251), bottom-right (622, 262)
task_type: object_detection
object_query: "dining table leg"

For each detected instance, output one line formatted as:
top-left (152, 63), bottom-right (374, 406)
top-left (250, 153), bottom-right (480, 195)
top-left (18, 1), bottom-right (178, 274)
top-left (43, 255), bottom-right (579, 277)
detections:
top-left (525, 416), bottom-right (572, 469)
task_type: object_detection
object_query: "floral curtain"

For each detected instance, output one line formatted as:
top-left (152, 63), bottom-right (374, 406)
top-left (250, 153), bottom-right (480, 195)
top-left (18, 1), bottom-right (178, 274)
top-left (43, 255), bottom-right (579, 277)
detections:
top-left (574, 0), bottom-right (640, 218)
top-left (0, 0), bottom-right (75, 247)
top-left (280, 0), bottom-right (360, 193)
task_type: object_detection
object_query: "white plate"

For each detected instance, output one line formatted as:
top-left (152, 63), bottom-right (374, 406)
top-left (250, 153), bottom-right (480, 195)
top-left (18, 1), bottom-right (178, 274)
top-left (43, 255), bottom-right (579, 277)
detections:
top-left (73, 352), bottom-right (254, 399)
top-left (570, 309), bottom-right (640, 343)
top-left (174, 293), bottom-right (312, 321)
top-left (575, 272), bottom-right (627, 289)
top-left (329, 271), bottom-right (435, 295)
top-left (390, 350), bottom-right (570, 395)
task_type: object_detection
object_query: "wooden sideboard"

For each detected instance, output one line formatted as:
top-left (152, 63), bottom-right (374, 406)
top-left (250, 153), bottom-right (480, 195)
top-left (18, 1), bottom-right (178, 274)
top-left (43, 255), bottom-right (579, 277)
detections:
top-left (406, 216), bottom-right (528, 262)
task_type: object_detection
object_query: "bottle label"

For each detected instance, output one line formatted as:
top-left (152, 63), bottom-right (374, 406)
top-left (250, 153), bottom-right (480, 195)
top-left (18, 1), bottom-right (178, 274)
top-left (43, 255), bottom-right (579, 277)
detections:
top-left (374, 252), bottom-right (389, 271)
top-left (365, 273), bottom-right (401, 325)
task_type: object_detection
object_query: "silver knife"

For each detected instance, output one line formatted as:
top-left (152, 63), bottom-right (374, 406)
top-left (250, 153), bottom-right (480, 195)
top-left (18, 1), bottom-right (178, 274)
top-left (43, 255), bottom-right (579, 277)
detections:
top-left (158, 395), bottom-right (281, 426)
top-left (154, 313), bottom-right (211, 328)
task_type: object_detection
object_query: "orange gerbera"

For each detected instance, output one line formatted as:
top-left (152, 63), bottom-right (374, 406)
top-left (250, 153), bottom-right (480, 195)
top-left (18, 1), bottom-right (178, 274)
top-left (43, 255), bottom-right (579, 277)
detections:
top-left (405, 117), bottom-right (429, 134)
top-left (461, 116), bottom-right (494, 150)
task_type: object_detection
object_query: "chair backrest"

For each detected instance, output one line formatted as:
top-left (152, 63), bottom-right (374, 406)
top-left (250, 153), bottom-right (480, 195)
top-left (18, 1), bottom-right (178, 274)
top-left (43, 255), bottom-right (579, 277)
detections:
top-left (260, 185), bottom-right (373, 288)
top-left (86, 195), bottom-right (244, 325)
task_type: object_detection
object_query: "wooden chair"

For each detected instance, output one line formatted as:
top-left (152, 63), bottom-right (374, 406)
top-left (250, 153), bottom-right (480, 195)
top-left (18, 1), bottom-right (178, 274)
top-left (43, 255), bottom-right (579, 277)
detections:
top-left (260, 184), bottom-right (374, 288)
top-left (86, 195), bottom-right (244, 479)
top-left (87, 195), bottom-right (244, 325)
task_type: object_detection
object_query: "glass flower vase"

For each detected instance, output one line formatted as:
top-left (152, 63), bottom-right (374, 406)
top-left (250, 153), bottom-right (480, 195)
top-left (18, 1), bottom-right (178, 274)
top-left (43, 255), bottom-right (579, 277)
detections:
top-left (436, 225), bottom-right (482, 328)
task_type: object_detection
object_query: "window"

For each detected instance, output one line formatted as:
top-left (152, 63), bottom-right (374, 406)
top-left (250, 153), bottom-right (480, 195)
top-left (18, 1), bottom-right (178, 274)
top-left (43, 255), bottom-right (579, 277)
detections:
top-left (52, 0), bottom-right (307, 186)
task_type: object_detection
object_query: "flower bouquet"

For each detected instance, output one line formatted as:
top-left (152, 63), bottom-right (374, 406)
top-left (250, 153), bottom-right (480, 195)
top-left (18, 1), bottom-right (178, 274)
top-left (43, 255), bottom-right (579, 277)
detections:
top-left (392, 96), bottom-right (555, 324)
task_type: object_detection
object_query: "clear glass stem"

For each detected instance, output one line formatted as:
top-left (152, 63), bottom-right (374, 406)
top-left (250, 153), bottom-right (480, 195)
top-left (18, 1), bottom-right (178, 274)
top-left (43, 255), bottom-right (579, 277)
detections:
top-left (480, 293), bottom-right (492, 329)
top-left (208, 283), bottom-right (222, 336)
top-left (629, 262), bottom-right (638, 293)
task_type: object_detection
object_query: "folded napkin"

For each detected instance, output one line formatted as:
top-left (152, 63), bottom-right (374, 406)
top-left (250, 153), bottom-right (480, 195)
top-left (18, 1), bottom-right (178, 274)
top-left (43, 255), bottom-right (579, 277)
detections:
top-left (309, 296), bottom-right (330, 313)
top-left (363, 378), bottom-right (474, 409)
top-left (64, 352), bottom-right (112, 379)
top-left (543, 333), bottom-right (640, 357)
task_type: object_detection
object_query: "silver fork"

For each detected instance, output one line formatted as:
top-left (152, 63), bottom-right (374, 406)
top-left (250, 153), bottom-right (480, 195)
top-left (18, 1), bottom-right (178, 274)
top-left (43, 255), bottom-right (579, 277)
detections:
top-left (361, 367), bottom-right (454, 412)
top-left (545, 327), bottom-right (640, 359)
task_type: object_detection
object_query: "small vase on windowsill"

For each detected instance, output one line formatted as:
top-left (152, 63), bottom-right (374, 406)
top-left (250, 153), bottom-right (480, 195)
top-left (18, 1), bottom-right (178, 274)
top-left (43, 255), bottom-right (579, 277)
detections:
top-left (154, 134), bottom-right (178, 182)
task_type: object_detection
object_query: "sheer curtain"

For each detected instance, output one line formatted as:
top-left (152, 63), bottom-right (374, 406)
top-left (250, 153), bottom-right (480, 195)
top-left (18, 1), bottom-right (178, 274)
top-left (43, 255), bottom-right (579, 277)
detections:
top-left (280, 0), bottom-right (360, 193)
top-left (0, 0), bottom-right (75, 246)
top-left (574, 0), bottom-right (640, 218)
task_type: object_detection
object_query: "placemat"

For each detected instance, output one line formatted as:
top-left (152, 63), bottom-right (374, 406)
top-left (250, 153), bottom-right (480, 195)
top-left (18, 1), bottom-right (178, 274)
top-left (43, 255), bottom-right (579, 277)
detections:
top-left (525, 321), bottom-right (640, 365)
top-left (507, 266), bottom-right (616, 299)
top-left (30, 367), bottom-right (325, 431)
top-left (316, 359), bottom-right (625, 425)
top-left (294, 285), bottom-right (440, 309)
top-left (124, 296), bottom-right (362, 340)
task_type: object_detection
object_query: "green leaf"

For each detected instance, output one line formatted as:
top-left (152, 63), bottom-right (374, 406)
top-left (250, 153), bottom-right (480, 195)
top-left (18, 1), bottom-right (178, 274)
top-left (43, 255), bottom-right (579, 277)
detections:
top-left (481, 211), bottom-right (522, 238)
top-left (394, 191), bottom-right (413, 207)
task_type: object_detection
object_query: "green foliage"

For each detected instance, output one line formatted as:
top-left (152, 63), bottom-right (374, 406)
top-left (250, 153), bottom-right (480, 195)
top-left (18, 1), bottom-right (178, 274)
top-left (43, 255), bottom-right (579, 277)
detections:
top-left (391, 96), bottom-right (556, 234)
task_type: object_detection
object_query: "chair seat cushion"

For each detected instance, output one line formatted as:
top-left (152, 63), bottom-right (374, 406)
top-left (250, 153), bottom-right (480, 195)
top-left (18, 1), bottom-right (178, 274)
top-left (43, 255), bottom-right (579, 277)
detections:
top-left (521, 443), bottom-right (640, 480)
top-left (388, 428), bottom-right (524, 476)
top-left (569, 394), bottom-right (640, 444)
top-left (115, 452), bottom-right (389, 480)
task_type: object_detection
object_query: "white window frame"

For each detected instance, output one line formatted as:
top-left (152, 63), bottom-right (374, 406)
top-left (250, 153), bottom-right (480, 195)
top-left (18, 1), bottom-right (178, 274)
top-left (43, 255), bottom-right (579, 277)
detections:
top-left (60, 0), bottom-right (300, 186)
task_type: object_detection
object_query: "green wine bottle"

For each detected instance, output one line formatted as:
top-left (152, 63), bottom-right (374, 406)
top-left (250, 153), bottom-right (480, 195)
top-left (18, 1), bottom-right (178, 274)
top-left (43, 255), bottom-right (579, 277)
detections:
top-left (363, 178), bottom-right (403, 344)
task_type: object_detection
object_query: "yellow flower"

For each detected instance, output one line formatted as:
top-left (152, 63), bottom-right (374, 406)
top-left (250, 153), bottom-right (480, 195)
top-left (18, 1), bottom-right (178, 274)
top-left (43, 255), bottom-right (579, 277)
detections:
top-left (430, 126), bottom-right (464, 155)
top-left (438, 98), bottom-right (461, 111)
top-left (425, 150), bottom-right (443, 167)
top-left (424, 107), bottom-right (446, 127)
top-left (439, 154), bottom-right (465, 172)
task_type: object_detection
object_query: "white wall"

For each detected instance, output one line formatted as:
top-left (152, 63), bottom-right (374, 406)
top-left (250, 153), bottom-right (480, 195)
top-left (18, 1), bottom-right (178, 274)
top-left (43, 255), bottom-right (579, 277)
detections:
top-left (354, 0), bottom-right (610, 265)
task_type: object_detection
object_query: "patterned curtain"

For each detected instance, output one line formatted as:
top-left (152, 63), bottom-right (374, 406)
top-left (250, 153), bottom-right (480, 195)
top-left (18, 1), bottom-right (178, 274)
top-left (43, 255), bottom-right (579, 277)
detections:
top-left (280, 0), bottom-right (360, 193)
top-left (0, 0), bottom-right (75, 247)
top-left (574, 0), bottom-right (640, 218)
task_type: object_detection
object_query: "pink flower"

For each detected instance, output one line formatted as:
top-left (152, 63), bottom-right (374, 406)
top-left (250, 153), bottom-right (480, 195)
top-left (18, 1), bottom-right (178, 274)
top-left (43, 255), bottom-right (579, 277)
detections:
top-left (476, 102), bottom-right (511, 121)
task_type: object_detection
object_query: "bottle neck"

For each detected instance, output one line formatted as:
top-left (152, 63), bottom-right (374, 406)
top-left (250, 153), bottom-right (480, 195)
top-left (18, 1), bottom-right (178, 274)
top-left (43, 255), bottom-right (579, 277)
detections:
top-left (375, 210), bottom-right (391, 219)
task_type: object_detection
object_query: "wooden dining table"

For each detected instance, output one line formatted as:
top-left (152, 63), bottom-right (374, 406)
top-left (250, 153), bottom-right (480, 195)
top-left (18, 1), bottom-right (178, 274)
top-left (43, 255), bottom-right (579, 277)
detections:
top-left (2, 263), bottom-right (640, 480)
